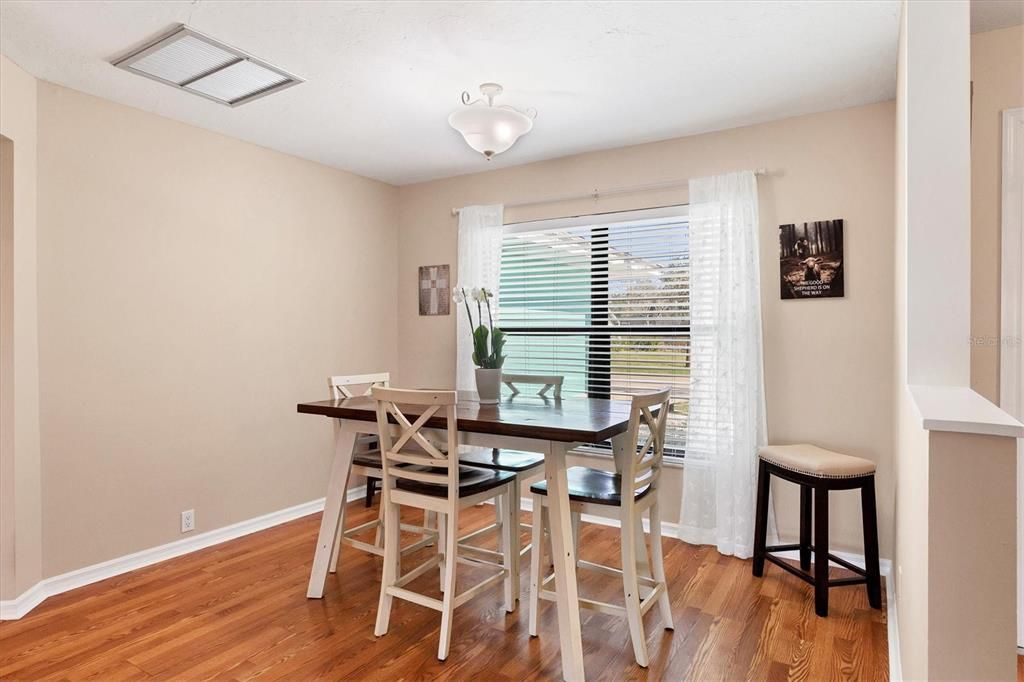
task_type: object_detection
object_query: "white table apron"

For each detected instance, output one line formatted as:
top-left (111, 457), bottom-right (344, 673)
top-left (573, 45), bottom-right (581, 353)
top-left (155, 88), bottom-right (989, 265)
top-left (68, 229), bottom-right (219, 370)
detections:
top-left (307, 416), bottom-right (629, 682)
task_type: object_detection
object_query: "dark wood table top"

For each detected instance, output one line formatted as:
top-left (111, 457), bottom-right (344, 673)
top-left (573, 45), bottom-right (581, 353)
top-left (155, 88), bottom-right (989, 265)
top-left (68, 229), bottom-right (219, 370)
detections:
top-left (296, 394), bottom-right (634, 443)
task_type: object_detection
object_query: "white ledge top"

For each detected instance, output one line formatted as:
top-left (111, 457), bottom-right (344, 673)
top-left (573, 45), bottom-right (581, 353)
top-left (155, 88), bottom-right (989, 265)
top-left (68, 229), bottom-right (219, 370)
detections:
top-left (909, 385), bottom-right (1024, 438)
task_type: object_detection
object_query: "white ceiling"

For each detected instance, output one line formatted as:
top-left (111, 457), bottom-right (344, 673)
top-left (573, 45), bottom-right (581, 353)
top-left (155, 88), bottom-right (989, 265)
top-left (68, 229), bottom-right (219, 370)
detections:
top-left (971, 0), bottom-right (1024, 33)
top-left (0, 1), bottom-right (900, 185)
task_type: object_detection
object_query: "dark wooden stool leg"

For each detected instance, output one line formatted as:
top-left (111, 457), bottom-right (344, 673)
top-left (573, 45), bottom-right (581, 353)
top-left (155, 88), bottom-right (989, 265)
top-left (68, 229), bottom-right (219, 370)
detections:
top-left (365, 478), bottom-right (377, 508)
top-left (752, 459), bottom-right (770, 577)
top-left (799, 485), bottom-right (812, 570)
top-left (813, 483), bottom-right (829, 617)
top-left (861, 476), bottom-right (882, 609)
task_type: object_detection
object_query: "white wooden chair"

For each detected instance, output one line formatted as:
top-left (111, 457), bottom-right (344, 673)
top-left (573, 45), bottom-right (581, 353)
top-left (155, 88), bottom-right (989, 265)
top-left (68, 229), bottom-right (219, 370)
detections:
top-left (503, 373), bottom-right (564, 399)
top-left (327, 373), bottom-right (434, 572)
top-left (455, 373), bottom-right (564, 583)
top-left (372, 386), bottom-right (518, 661)
top-left (527, 388), bottom-right (674, 668)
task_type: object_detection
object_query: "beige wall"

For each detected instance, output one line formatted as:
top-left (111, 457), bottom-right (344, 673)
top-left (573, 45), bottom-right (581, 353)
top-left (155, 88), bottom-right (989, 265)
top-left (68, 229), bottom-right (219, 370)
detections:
top-left (35, 83), bottom-right (400, 577)
top-left (971, 24), bottom-right (1024, 403)
top-left (928, 430), bottom-right (1017, 681)
top-left (0, 55), bottom-right (42, 600)
top-left (397, 101), bottom-right (897, 557)
top-left (893, 425), bottom-right (1018, 682)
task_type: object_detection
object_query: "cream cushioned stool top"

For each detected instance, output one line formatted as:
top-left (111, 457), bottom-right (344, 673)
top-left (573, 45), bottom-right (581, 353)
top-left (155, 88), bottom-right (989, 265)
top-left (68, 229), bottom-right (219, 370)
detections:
top-left (758, 444), bottom-right (876, 479)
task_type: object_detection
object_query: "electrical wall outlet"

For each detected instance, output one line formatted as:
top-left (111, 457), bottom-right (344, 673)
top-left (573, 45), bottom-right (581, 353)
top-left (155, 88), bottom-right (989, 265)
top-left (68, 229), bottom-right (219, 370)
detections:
top-left (181, 509), bottom-right (195, 533)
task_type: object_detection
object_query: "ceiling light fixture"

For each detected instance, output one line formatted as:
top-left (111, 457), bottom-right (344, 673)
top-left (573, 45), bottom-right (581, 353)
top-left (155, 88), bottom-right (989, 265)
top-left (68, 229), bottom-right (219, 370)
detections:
top-left (448, 83), bottom-right (536, 160)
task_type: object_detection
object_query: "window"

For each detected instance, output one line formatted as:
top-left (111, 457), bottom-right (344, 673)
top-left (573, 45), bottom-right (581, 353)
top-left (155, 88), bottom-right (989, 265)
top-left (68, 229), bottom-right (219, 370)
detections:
top-left (498, 206), bottom-right (690, 456)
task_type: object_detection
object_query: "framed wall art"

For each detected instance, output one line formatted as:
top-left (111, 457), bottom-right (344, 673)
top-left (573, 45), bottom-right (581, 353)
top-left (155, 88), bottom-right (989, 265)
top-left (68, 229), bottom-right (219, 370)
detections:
top-left (779, 219), bottom-right (845, 299)
top-left (418, 264), bottom-right (451, 315)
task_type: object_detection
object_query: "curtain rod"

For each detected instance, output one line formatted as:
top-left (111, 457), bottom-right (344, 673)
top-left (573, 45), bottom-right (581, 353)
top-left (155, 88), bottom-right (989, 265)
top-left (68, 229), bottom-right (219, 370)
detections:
top-left (450, 167), bottom-right (768, 217)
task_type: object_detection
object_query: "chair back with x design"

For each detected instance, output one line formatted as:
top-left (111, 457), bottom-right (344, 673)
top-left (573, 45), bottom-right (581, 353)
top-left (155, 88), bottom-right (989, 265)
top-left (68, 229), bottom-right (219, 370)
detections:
top-left (502, 373), bottom-right (564, 399)
top-left (329, 373), bottom-right (391, 454)
top-left (371, 386), bottom-right (460, 500)
top-left (620, 388), bottom-right (672, 502)
top-left (329, 372), bottom-right (390, 399)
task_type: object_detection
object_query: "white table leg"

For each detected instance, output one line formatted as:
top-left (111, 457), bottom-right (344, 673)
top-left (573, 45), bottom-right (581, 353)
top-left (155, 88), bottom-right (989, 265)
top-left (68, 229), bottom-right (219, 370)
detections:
top-left (545, 440), bottom-right (585, 681)
top-left (307, 422), bottom-right (356, 598)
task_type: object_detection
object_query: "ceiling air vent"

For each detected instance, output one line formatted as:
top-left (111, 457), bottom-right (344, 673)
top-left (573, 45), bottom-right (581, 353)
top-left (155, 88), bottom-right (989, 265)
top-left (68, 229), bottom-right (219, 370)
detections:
top-left (112, 26), bottom-right (303, 107)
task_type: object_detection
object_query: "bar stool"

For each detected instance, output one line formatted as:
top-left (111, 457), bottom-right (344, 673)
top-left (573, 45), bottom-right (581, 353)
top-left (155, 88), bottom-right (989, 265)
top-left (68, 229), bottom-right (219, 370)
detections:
top-left (326, 373), bottom-right (436, 572)
top-left (752, 443), bottom-right (881, 617)
top-left (371, 386), bottom-right (518, 661)
top-left (528, 389), bottom-right (674, 668)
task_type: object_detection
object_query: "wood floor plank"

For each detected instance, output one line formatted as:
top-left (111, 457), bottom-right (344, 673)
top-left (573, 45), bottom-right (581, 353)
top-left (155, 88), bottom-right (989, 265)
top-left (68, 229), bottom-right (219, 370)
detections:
top-left (0, 500), bottom-right (889, 680)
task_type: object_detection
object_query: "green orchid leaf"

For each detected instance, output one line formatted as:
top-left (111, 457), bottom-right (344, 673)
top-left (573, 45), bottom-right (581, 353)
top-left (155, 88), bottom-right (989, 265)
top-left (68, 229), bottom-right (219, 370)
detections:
top-left (472, 325), bottom-right (490, 368)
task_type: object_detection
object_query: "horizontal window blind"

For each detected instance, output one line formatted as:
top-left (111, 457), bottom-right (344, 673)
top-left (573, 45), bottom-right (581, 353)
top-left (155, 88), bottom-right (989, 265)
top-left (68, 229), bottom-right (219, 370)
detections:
top-left (499, 210), bottom-right (690, 455)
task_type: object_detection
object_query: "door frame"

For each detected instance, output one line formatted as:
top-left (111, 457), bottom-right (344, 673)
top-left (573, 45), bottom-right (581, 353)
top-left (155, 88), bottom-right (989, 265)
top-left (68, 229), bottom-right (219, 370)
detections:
top-left (1000, 107), bottom-right (1024, 650)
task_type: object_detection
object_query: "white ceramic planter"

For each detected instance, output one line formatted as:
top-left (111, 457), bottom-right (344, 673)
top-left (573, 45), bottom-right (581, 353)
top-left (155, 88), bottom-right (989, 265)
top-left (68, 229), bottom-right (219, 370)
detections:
top-left (475, 368), bottom-right (502, 404)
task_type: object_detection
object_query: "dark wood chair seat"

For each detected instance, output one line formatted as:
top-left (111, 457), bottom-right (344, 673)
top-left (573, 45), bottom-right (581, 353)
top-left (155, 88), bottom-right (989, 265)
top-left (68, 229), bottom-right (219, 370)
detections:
top-left (396, 465), bottom-right (517, 498)
top-left (352, 449), bottom-right (383, 469)
top-left (530, 466), bottom-right (651, 507)
top-left (457, 447), bottom-right (544, 473)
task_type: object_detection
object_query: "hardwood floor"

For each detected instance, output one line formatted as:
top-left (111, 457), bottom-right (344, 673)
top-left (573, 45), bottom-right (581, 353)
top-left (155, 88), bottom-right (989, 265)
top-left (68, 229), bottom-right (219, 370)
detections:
top-left (0, 500), bottom-right (888, 680)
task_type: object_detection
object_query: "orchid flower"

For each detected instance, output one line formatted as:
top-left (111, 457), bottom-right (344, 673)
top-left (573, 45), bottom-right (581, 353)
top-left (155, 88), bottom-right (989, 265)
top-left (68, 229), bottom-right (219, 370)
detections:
top-left (457, 284), bottom-right (506, 370)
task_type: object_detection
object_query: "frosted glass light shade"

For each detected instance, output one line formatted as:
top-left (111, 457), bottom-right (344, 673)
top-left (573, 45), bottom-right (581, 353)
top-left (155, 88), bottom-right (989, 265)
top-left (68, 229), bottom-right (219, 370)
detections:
top-left (448, 105), bottom-right (534, 158)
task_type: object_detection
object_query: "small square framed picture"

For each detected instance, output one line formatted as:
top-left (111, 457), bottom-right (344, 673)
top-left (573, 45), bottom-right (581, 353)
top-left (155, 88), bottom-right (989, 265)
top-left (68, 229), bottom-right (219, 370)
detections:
top-left (779, 219), bottom-right (845, 299)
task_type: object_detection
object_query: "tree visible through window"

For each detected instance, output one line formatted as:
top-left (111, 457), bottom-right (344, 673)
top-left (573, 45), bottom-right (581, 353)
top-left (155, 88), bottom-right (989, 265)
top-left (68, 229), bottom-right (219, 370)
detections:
top-left (498, 209), bottom-right (690, 456)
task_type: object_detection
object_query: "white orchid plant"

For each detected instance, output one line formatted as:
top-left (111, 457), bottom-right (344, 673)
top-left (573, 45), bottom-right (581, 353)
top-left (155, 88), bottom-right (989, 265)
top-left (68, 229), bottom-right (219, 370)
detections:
top-left (453, 286), bottom-right (506, 369)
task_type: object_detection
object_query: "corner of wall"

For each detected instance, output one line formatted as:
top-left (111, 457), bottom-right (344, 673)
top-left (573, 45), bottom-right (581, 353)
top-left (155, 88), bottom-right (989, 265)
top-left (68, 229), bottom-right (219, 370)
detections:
top-left (0, 53), bottom-right (43, 602)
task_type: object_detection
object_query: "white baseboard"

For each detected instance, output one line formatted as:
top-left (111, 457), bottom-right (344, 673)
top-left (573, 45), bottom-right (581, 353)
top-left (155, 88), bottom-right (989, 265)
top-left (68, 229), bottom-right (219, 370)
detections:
top-left (0, 581), bottom-right (47, 620)
top-left (889, 573), bottom-right (902, 681)
top-left (0, 486), bottom-right (366, 620)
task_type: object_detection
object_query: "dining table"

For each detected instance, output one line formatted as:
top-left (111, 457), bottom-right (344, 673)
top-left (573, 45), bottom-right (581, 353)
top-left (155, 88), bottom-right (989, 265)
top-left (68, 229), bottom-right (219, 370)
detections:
top-left (296, 392), bottom-right (639, 681)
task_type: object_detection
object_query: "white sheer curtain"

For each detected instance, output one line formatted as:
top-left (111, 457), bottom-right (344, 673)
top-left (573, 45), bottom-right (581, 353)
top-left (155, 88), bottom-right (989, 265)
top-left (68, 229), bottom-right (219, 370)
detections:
top-left (678, 171), bottom-right (769, 559)
top-left (455, 204), bottom-right (504, 394)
